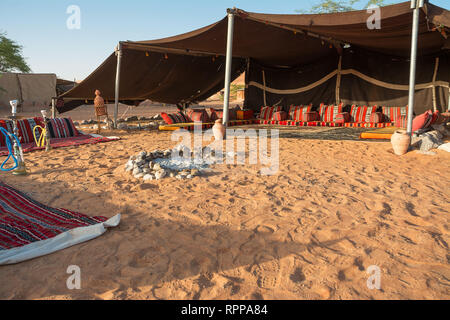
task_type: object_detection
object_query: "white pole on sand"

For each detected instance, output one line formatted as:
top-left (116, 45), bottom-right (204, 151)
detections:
top-left (406, 0), bottom-right (424, 135)
top-left (114, 42), bottom-right (123, 129)
top-left (222, 8), bottom-right (235, 133)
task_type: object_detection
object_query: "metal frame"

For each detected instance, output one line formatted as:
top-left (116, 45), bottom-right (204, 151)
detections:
top-left (114, 42), bottom-right (123, 129)
top-left (406, 0), bottom-right (425, 135)
top-left (222, 8), bottom-right (236, 130)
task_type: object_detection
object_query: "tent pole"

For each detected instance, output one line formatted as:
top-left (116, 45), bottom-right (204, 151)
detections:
top-left (431, 57), bottom-right (439, 112)
top-left (336, 55), bottom-right (342, 105)
top-left (222, 8), bottom-right (235, 131)
top-left (114, 42), bottom-right (123, 129)
top-left (406, 0), bottom-right (424, 135)
top-left (51, 98), bottom-right (56, 119)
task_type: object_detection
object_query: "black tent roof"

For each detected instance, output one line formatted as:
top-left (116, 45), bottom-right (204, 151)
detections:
top-left (58, 1), bottom-right (450, 113)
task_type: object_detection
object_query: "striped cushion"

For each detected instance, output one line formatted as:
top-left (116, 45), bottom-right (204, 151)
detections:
top-left (272, 111), bottom-right (287, 121)
top-left (47, 118), bottom-right (79, 138)
top-left (369, 112), bottom-right (384, 123)
top-left (304, 111), bottom-right (320, 121)
top-left (16, 118), bottom-right (43, 143)
top-left (395, 115), bottom-right (408, 128)
top-left (0, 120), bottom-right (14, 147)
top-left (350, 105), bottom-right (377, 123)
top-left (288, 104), bottom-right (312, 121)
top-left (319, 103), bottom-right (343, 122)
top-left (187, 109), bottom-right (210, 123)
top-left (382, 106), bottom-right (408, 123)
top-left (335, 112), bottom-right (350, 124)
top-left (259, 106), bottom-right (283, 120)
top-left (161, 112), bottom-right (189, 125)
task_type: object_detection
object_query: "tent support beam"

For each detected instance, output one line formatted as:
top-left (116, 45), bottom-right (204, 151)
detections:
top-left (51, 98), bottom-right (56, 118)
top-left (114, 42), bottom-right (123, 129)
top-left (336, 55), bottom-right (342, 105)
top-left (222, 8), bottom-right (235, 132)
top-left (432, 57), bottom-right (439, 112)
top-left (406, 0), bottom-right (424, 135)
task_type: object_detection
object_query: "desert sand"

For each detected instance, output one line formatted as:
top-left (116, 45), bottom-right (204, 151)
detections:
top-left (0, 126), bottom-right (449, 300)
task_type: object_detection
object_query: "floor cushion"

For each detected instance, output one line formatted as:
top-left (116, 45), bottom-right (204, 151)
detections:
top-left (186, 109), bottom-right (210, 123)
top-left (369, 112), bottom-right (384, 123)
top-left (272, 111), bottom-right (287, 121)
top-left (319, 103), bottom-right (343, 122)
top-left (288, 104), bottom-right (313, 121)
top-left (335, 112), bottom-right (350, 124)
top-left (161, 111), bottom-right (189, 125)
top-left (260, 106), bottom-right (283, 120)
top-left (412, 110), bottom-right (433, 132)
top-left (395, 115), bottom-right (408, 128)
top-left (382, 106), bottom-right (408, 123)
top-left (47, 118), bottom-right (79, 138)
top-left (350, 105), bottom-right (377, 123)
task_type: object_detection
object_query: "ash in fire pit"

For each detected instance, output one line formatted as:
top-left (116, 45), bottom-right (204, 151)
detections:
top-left (124, 147), bottom-right (212, 181)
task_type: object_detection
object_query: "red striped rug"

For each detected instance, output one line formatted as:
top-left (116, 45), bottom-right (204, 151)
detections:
top-left (0, 181), bottom-right (120, 264)
top-left (0, 134), bottom-right (119, 157)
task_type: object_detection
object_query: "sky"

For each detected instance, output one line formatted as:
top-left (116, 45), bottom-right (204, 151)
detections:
top-left (1, 0), bottom-right (449, 81)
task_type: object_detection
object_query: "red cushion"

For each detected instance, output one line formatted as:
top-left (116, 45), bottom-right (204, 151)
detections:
top-left (319, 103), bottom-right (343, 122)
top-left (335, 112), bottom-right (350, 124)
top-left (369, 112), bottom-right (384, 123)
top-left (47, 118), bottom-right (79, 138)
top-left (395, 115), bottom-right (408, 128)
top-left (430, 110), bottom-right (440, 126)
top-left (382, 106), bottom-right (408, 123)
top-left (412, 111), bottom-right (433, 132)
top-left (350, 105), bottom-right (377, 123)
top-left (161, 112), bottom-right (188, 125)
top-left (272, 111), bottom-right (287, 121)
top-left (259, 106), bottom-right (283, 120)
top-left (187, 109), bottom-right (210, 123)
top-left (304, 111), bottom-right (320, 122)
top-left (288, 104), bottom-right (312, 121)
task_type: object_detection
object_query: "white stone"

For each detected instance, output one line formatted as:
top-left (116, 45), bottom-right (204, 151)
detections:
top-left (155, 170), bottom-right (166, 180)
top-left (143, 174), bottom-right (154, 181)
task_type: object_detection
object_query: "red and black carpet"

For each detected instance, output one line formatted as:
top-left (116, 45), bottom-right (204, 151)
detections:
top-left (0, 134), bottom-right (120, 157)
top-left (0, 180), bottom-right (120, 265)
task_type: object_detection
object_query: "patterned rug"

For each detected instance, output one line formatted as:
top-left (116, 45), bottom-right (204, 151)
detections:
top-left (0, 181), bottom-right (120, 264)
top-left (0, 134), bottom-right (119, 156)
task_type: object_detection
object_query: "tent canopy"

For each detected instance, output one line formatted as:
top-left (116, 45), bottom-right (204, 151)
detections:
top-left (58, 1), bottom-right (450, 113)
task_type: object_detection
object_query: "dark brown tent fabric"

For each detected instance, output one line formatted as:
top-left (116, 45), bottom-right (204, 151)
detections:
top-left (58, 1), bottom-right (450, 113)
top-left (246, 49), bottom-right (450, 114)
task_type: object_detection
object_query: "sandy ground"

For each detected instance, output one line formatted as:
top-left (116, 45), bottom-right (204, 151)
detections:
top-left (0, 127), bottom-right (449, 300)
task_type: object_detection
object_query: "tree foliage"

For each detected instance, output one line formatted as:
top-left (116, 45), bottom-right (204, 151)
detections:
top-left (0, 32), bottom-right (31, 73)
top-left (299, 0), bottom-right (391, 14)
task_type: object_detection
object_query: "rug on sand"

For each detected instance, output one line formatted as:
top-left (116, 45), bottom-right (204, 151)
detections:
top-left (0, 181), bottom-right (120, 265)
top-left (0, 134), bottom-right (120, 156)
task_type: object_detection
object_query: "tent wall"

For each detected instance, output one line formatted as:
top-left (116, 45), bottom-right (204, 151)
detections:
top-left (245, 50), bottom-right (450, 114)
top-left (0, 73), bottom-right (56, 113)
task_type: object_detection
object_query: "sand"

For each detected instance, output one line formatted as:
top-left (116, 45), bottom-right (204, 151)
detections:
top-left (0, 127), bottom-right (449, 300)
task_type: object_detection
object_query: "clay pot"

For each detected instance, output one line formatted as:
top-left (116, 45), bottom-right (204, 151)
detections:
top-left (391, 129), bottom-right (411, 155)
top-left (212, 119), bottom-right (225, 140)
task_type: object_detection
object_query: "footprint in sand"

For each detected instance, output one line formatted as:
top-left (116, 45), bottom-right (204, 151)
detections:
top-left (252, 259), bottom-right (281, 289)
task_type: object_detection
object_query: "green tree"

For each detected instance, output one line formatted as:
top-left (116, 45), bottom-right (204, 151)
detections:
top-left (0, 32), bottom-right (31, 73)
top-left (299, 0), bottom-right (392, 14)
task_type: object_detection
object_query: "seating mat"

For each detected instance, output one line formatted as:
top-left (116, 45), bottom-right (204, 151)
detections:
top-left (359, 126), bottom-right (399, 139)
top-left (0, 134), bottom-right (119, 156)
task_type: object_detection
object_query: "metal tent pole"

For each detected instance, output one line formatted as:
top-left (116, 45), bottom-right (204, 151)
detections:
top-left (114, 42), bottom-right (123, 129)
top-left (222, 8), bottom-right (235, 130)
top-left (406, 0), bottom-right (424, 135)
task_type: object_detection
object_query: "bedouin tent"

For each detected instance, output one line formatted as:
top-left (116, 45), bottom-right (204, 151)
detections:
top-left (0, 73), bottom-right (57, 112)
top-left (57, 1), bottom-right (450, 129)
